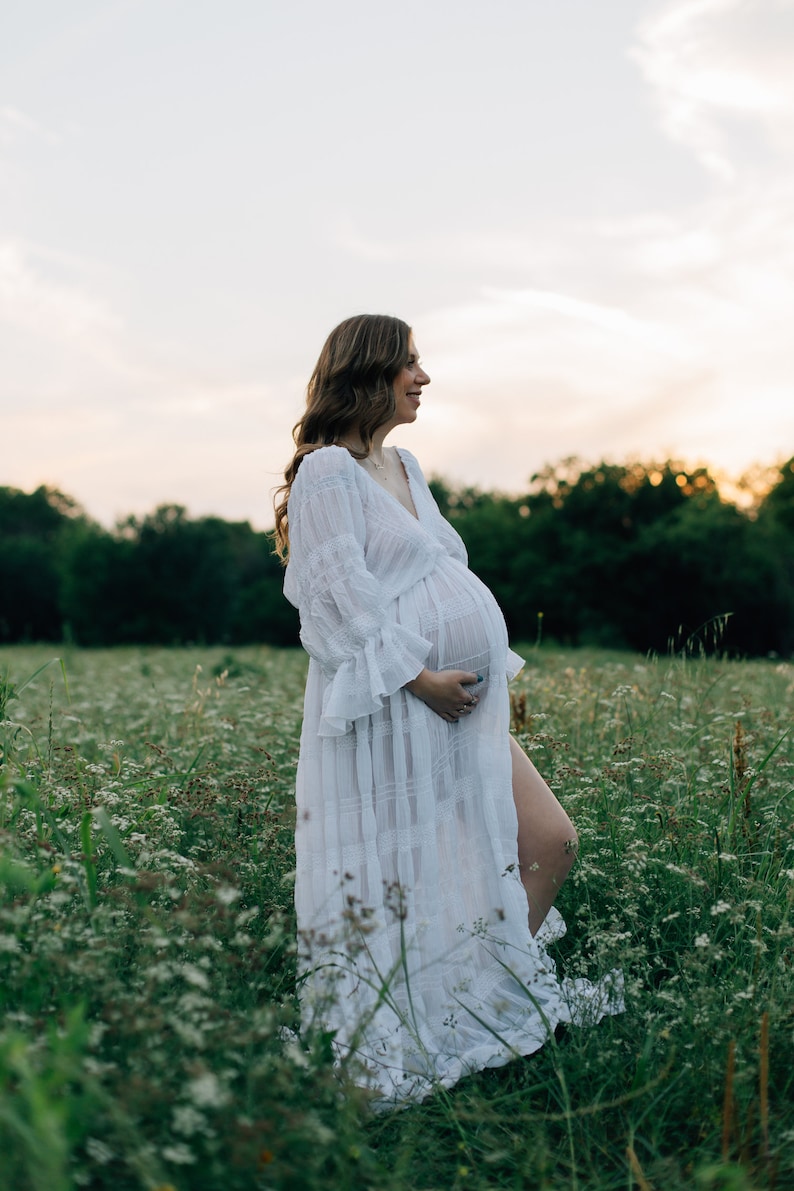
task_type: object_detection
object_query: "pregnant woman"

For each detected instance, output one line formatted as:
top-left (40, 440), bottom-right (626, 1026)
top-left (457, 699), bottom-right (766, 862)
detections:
top-left (274, 314), bottom-right (619, 1103)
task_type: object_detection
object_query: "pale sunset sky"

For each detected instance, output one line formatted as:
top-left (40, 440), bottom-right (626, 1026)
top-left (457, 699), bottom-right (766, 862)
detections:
top-left (2, 0), bottom-right (793, 528)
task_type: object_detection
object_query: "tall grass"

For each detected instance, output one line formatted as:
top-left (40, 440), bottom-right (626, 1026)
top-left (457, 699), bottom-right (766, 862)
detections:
top-left (0, 643), bottom-right (792, 1189)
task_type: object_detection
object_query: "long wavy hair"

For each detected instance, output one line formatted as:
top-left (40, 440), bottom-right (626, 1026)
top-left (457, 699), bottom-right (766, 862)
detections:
top-left (273, 314), bottom-right (411, 559)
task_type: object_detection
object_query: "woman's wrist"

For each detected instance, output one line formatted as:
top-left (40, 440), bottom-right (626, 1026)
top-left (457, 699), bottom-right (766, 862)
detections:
top-left (405, 668), bottom-right (432, 696)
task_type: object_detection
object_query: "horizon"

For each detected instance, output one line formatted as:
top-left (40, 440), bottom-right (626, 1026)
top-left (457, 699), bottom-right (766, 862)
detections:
top-left (6, 448), bottom-right (788, 533)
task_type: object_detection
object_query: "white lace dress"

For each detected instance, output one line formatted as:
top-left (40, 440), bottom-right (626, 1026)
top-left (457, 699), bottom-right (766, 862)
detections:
top-left (284, 444), bottom-right (620, 1103)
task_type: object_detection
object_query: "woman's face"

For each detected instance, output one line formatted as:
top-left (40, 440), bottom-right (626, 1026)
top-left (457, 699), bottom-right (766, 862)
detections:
top-left (390, 336), bottom-right (431, 427)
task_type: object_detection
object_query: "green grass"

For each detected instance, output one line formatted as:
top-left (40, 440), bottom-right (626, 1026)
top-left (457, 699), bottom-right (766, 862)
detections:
top-left (1, 642), bottom-right (792, 1190)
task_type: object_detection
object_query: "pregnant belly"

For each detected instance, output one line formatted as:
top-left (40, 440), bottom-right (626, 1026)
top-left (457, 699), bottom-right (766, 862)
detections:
top-left (394, 558), bottom-right (508, 677)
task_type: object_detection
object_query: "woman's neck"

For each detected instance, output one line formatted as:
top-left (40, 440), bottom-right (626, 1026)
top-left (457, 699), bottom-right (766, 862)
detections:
top-left (344, 427), bottom-right (390, 463)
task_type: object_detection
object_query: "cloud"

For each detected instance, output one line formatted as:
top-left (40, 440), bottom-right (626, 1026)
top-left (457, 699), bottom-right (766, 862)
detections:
top-left (410, 166), bottom-right (794, 487)
top-left (0, 105), bottom-right (60, 147)
top-left (480, 286), bottom-right (691, 358)
top-left (599, 179), bottom-right (794, 387)
top-left (0, 237), bottom-right (290, 526)
top-left (422, 285), bottom-right (693, 404)
top-left (0, 240), bottom-right (122, 364)
top-left (0, 238), bottom-right (290, 410)
top-left (630, 0), bottom-right (794, 177)
top-left (411, 286), bottom-right (700, 492)
top-left (336, 221), bottom-right (573, 275)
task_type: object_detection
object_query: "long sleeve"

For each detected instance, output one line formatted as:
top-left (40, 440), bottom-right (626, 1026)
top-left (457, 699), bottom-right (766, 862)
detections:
top-left (283, 447), bottom-right (433, 736)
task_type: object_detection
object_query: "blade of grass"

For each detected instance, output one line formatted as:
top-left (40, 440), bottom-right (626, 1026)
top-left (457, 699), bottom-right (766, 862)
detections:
top-left (92, 806), bottom-right (135, 871)
top-left (79, 811), bottom-right (98, 909)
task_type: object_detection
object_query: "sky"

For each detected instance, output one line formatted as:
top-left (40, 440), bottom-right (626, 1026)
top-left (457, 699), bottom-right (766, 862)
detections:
top-left (2, 0), bottom-right (793, 529)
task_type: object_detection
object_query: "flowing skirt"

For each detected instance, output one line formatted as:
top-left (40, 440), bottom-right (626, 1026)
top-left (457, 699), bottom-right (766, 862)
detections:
top-left (294, 555), bottom-right (621, 1103)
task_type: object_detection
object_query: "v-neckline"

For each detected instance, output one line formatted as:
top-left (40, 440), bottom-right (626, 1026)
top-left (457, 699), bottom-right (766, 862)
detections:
top-left (357, 446), bottom-right (420, 522)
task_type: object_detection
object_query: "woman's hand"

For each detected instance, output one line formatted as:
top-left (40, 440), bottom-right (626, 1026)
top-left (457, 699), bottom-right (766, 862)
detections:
top-left (405, 669), bottom-right (482, 722)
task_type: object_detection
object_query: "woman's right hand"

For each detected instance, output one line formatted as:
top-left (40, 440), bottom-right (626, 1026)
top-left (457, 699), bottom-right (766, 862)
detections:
top-left (405, 669), bottom-right (481, 722)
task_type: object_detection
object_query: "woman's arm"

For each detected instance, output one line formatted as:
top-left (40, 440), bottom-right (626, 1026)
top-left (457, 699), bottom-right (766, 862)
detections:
top-left (286, 448), bottom-right (434, 734)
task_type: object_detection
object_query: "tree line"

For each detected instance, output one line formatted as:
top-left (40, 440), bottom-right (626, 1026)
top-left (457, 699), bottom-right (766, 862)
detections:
top-left (2, 456), bottom-right (793, 656)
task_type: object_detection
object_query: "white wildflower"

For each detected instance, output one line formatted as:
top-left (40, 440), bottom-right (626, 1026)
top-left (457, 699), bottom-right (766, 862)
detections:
top-left (710, 901), bottom-right (732, 916)
top-left (188, 1072), bottom-right (228, 1108)
top-left (173, 1105), bottom-right (207, 1136)
top-left (147, 961), bottom-right (175, 983)
top-left (181, 963), bottom-right (210, 990)
top-left (171, 1020), bottom-right (206, 1049)
top-left (88, 1022), bottom-right (107, 1046)
top-left (85, 1138), bottom-right (114, 1165)
top-left (284, 1040), bottom-right (310, 1069)
top-left (694, 933), bottom-right (710, 948)
top-left (235, 906), bottom-right (260, 926)
top-left (162, 1143), bottom-right (197, 1165)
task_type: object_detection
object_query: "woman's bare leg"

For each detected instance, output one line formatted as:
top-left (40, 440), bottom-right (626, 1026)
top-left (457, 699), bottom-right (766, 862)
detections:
top-left (509, 735), bottom-right (578, 936)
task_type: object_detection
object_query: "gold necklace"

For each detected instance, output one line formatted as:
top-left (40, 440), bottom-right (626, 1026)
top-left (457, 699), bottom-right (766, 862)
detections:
top-left (342, 439), bottom-right (386, 470)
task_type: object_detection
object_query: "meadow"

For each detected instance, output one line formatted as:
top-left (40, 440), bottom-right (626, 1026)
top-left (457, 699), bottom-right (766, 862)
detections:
top-left (0, 642), bottom-right (792, 1190)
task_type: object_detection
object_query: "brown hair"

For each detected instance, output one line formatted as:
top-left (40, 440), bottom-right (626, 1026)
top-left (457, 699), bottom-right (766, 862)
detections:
top-left (273, 314), bottom-right (411, 559)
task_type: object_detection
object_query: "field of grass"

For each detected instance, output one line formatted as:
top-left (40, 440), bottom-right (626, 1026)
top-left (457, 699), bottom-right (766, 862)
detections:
top-left (1, 642), bottom-right (792, 1190)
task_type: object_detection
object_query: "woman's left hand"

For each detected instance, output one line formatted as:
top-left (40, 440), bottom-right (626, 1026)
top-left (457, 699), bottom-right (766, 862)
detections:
top-left (404, 668), bottom-right (481, 723)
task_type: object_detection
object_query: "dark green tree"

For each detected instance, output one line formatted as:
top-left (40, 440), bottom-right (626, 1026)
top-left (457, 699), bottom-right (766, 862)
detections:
top-left (59, 526), bottom-right (138, 645)
top-left (623, 493), bottom-right (788, 655)
top-left (497, 461), bottom-right (710, 648)
top-left (60, 508), bottom-right (299, 646)
top-left (754, 457), bottom-right (794, 653)
top-left (758, 457), bottom-right (794, 532)
top-left (437, 459), bottom-right (790, 655)
top-left (0, 486), bottom-right (86, 641)
top-left (2, 464), bottom-right (790, 655)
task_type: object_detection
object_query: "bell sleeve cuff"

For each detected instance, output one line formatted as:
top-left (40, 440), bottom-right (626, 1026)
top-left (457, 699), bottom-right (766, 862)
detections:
top-left (506, 648), bottom-right (525, 681)
top-left (318, 623), bottom-right (433, 737)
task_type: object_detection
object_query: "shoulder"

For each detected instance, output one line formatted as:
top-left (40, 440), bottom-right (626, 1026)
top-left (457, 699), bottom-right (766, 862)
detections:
top-left (394, 446), bottom-right (430, 491)
top-left (394, 446), bottom-right (424, 477)
top-left (292, 445), bottom-right (359, 493)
